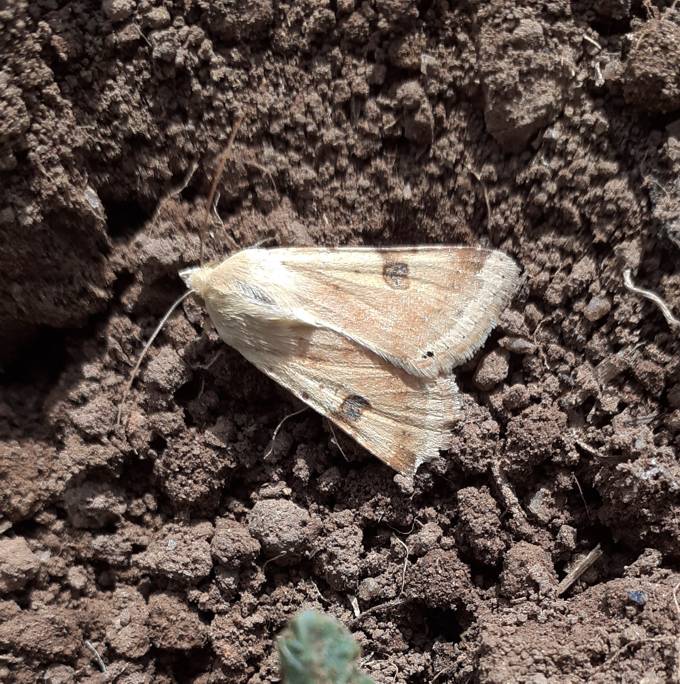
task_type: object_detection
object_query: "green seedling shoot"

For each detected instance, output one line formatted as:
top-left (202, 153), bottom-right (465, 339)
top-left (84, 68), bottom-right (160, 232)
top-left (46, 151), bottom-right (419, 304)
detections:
top-left (277, 610), bottom-right (374, 684)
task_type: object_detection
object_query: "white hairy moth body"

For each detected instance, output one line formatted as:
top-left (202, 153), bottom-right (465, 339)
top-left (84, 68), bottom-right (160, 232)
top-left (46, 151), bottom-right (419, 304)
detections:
top-left (181, 245), bottom-right (520, 475)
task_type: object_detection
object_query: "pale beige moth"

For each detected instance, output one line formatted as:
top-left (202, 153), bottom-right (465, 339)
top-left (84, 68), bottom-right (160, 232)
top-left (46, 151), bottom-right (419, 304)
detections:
top-left (180, 246), bottom-right (520, 476)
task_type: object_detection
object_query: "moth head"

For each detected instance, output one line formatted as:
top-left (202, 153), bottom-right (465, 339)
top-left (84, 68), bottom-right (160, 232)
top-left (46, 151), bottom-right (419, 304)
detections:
top-left (179, 265), bottom-right (213, 299)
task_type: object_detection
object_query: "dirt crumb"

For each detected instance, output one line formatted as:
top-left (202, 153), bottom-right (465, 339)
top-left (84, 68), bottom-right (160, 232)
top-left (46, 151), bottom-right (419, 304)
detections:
top-left (504, 403), bottom-right (568, 476)
top-left (476, 3), bottom-right (575, 151)
top-left (0, 537), bottom-right (40, 593)
top-left (313, 522), bottom-right (364, 591)
top-left (473, 349), bottom-right (510, 391)
top-left (500, 541), bottom-right (558, 599)
top-left (0, 442), bottom-right (60, 522)
top-left (595, 448), bottom-right (680, 555)
top-left (449, 398), bottom-right (500, 475)
top-left (0, 605), bottom-right (82, 661)
top-left (211, 517), bottom-right (261, 569)
top-left (102, 0), bottom-right (136, 23)
top-left (154, 429), bottom-right (235, 511)
top-left (134, 522), bottom-right (214, 584)
top-left (62, 478), bottom-right (127, 529)
top-left (408, 521), bottom-right (442, 557)
top-left (148, 591), bottom-right (207, 651)
top-left (478, 570), bottom-right (680, 682)
top-left (584, 295), bottom-right (612, 322)
top-left (105, 587), bottom-right (150, 658)
top-left (210, 607), bottom-right (267, 682)
top-left (407, 549), bottom-right (474, 610)
top-left (456, 486), bottom-right (506, 566)
top-left (247, 499), bottom-right (319, 560)
top-left (42, 665), bottom-right (76, 684)
top-left (623, 17), bottom-right (680, 113)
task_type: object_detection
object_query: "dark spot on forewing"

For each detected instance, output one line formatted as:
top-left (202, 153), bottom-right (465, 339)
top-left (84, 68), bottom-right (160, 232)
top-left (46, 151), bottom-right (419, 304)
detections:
top-left (235, 280), bottom-right (275, 305)
top-left (340, 394), bottom-right (371, 422)
top-left (383, 261), bottom-right (410, 289)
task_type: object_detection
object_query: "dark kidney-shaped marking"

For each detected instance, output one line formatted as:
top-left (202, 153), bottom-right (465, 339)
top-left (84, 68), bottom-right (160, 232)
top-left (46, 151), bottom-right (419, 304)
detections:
top-left (340, 394), bottom-right (371, 421)
top-left (382, 261), bottom-right (410, 289)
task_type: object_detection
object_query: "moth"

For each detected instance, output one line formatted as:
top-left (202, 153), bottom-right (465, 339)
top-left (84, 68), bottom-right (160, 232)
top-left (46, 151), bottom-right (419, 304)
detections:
top-left (179, 246), bottom-right (520, 476)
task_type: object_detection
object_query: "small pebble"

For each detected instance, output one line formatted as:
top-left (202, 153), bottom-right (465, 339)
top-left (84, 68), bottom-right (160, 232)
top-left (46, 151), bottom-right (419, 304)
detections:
top-left (357, 576), bottom-right (381, 602)
top-left (584, 296), bottom-right (611, 322)
top-left (67, 566), bottom-right (88, 592)
top-left (627, 589), bottom-right (647, 607)
top-left (101, 0), bottom-right (135, 22)
top-left (473, 349), bottom-right (510, 391)
top-left (499, 336), bottom-right (536, 355)
top-left (144, 6), bottom-right (171, 29)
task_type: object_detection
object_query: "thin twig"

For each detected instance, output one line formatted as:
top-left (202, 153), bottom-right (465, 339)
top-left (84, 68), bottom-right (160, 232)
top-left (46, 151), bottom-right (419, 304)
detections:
top-left (250, 236), bottom-right (277, 249)
top-left (623, 269), bottom-right (680, 331)
top-left (647, 177), bottom-right (670, 198)
top-left (571, 473), bottom-right (591, 521)
top-left (212, 190), bottom-right (222, 225)
top-left (490, 462), bottom-right (535, 540)
top-left (201, 115), bottom-right (244, 264)
top-left (262, 551), bottom-right (287, 570)
top-left (377, 514), bottom-right (421, 536)
top-left (467, 166), bottom-right (492, 231)
top-left (133, 24), bottom-right (151, 47)
top-left (194, 350), bottom-right (223, 371)
top-left (532, 316), bottom-right (554, 371)
top-left (573, 438), bottom-right (601, 459)
top-left (360, 651), bottom-right (375, 667)
top-left (195, 375), bottom-right (206, 402)
top-left (115, 290), bottom-right (193, 427)
top-left (240, 157), bottom-right (277, 192)
top-left (603, 636), bottom-right (676, 668)
top-left (85, 640), bottom-right (106, 673)
top-left (310, 580), bottom-right (330, 605)
top-left (393, 536), bottom-right (409, 599)
top-left (556, 544), bottom-right (603, 596)
top-left (593, 61), bottom-right (604, 87)
top-left (622, 412), bottom-right (658, 427)
top-left (350, 598), bottom-right (406, 625)
top-left (583, 34), bottom-right (602, 50)
top-left (151, 159), bottom-right (199, 224)
top-left (348, 594), bottom-right (361, 618)
top-left (432, 666), bottom-right (455, 683)
top-left (263, 408), bottom-right (307, 458)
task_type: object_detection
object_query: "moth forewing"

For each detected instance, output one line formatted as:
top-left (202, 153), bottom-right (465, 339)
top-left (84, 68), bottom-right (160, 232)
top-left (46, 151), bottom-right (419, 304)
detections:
top-left (228, 323), bottom-right (458, 475)
top-left (187, 246), bottom-right (520, 374)
top-left (183, 245), bottom-right (520, 474)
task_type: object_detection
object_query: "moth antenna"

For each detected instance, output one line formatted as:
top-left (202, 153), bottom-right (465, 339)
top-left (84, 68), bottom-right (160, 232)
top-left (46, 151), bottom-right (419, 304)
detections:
top-left (210, 191), bottom-right (239, 253)
top-left (115, 290), bottom-right (193, 427)
top-left (250, 236), bottom-right (277, 249)
top-left (327, 420), bottom-right (349, 462)
top-left (201, 114), bottom-right (244, 264)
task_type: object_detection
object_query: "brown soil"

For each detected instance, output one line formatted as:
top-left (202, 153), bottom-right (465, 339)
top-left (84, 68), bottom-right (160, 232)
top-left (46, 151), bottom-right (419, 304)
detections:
top-left (1, 0), bottom-right (680, 682)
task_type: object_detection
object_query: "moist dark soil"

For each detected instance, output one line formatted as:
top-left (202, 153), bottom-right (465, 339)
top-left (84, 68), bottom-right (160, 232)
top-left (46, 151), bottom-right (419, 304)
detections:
top-left (2, 0), bottom-right (680, 682)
